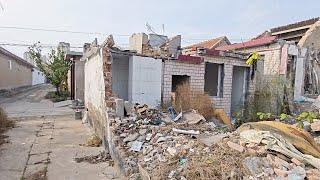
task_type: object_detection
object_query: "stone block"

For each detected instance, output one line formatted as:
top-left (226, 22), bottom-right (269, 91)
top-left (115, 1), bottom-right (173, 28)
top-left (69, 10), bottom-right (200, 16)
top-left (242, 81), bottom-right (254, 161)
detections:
top-left (115, 99), bottom-right (124, 117)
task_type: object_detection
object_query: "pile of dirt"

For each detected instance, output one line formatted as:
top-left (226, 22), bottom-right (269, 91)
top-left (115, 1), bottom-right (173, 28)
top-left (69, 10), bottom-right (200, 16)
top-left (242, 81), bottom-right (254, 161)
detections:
top-left (74, 151), bottom-right (112, 164)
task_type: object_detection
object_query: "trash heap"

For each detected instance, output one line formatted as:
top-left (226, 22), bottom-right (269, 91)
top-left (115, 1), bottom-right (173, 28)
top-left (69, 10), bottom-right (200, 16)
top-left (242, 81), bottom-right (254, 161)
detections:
top-left (109, 104), bottom-right (320, 179)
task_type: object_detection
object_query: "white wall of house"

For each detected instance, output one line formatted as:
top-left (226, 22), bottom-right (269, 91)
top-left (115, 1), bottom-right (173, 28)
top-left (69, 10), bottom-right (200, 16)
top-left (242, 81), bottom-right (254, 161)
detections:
top-left (128, 56), bottom-right (162, 107)
top-left (32, 68), bottom-right (46, 85)
top-left (84, 49), bottom-right (106, 112)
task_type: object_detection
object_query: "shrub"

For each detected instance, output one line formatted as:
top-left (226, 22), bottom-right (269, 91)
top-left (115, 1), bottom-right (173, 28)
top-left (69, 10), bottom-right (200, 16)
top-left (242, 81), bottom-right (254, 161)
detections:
top-left (173, 83), bottom-right (215, 120)
top-left (45, 91), bottom-right (70, 102)
top-left (0, 107), bottom-right (14, 134)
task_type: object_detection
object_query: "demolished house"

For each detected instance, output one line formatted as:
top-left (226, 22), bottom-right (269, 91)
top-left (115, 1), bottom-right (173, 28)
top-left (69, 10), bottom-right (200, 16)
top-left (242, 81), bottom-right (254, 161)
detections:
top-left (216, 35), bottom-right (310, 115)
top-left (82, 33), bottom-right (263, 177)
top-left (81, 28), bottom-right (320, 179)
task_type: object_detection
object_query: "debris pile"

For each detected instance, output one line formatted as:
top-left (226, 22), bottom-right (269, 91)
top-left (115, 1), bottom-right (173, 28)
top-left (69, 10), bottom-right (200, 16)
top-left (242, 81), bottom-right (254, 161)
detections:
top-left (109, 104), bottom-right (320, 179)
top-left (74, 151), bottom-right (112, 165)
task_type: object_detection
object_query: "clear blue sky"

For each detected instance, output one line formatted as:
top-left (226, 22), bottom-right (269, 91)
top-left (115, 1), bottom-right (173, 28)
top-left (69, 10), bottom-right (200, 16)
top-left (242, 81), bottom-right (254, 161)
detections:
top-left (0, 0), bottom-right (319, 57)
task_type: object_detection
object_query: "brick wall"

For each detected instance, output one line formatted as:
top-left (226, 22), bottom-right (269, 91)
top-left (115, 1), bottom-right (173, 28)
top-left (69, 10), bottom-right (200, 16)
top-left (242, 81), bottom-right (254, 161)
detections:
top-left (163, 57), bottom-right (254, 117)
top-left (204, 56), bottom-right (253, 116)
top-left (162, 60), bottom-right (205, 103)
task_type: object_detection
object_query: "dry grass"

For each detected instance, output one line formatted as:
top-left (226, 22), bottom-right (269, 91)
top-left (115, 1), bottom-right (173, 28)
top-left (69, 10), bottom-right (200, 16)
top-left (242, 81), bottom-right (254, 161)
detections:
top-left (151, 143), bottom-right (249, 180)
top-left (182, 144), bottom-right (249, 179)
top-left (173, 83), bottom-right (215, 120)
top-left (0, 106), bottom-right (14, 146)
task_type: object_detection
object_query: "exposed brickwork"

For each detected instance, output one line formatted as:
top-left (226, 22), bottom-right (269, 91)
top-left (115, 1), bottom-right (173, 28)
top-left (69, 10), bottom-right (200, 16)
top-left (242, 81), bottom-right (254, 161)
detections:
top-left (162, 57), bottom-right (254, 117)
top-left (162, 60), bottom-right (205, 103)
top-left (204, 56), bottom-right (253, 116)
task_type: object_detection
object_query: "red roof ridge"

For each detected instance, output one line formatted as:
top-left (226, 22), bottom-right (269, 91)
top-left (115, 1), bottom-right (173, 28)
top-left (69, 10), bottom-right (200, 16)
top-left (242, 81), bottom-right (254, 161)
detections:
top-left (184, 36), bottom-right (229, 49)
top-left (215, 36), bottom-right (277, 51)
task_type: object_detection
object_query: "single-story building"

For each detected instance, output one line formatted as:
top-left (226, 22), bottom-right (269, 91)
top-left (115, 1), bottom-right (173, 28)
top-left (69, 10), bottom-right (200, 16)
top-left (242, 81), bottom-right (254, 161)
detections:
top-left (0, 47), bottom-right (34, 90)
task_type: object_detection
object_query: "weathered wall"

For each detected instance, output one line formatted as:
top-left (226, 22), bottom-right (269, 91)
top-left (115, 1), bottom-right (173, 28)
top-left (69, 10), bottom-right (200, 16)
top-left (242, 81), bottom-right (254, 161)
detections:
top-left (0, 53), bottom-right (33, 90)
top-left (129, 56), bottom-right (162, 107)
top-left (204, 56), bottom-right (253, 116)
top-left (162, 60), bottom-right (205, 103)
top-left (111, 55), bottom-right (129, 101)
top-left (162, 57), bottom-right (253, 117)
top-left (84, 48), bottom-right (107, 136)
top-left (298, 21), bottom-right (320, 50)
top-left (238, 42), bottom-right (282, 75)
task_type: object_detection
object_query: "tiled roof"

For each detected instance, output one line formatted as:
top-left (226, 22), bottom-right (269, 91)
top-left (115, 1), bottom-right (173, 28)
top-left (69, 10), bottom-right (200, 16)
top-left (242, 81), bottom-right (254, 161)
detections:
top-left (271, 18), bottom-right (319, 33)
top-left (215, 36), bottom-right (277, 51)
top-left (184, 36), bottom-right (229, 50)
top-left (0, 47), bottom-right (34, 68)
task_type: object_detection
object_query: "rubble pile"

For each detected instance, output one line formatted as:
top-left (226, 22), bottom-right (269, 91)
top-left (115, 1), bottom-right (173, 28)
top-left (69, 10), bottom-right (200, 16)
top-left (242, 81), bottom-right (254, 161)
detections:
top-left (109, 104), bottom-right (320, 179)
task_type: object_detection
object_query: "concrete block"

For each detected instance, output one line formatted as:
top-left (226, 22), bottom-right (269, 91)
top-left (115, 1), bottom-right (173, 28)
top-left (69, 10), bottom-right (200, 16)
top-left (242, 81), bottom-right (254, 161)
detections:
top-left (124, 101), bottom-right (132, 115)
top-left (115, 99), bottom-right (124, 117)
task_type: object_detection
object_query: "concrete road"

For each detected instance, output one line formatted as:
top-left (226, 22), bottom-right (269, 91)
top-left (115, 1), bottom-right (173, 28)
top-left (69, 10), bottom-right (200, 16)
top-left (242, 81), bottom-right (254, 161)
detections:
top-left (0, 84), bottom-right (73, 118)
top-left (0, 85), bottom-right (118, 180)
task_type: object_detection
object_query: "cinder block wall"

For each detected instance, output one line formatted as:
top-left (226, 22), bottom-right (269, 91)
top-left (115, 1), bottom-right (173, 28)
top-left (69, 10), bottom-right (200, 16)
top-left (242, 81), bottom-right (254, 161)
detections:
top-left (204, 56), bottom-right (253, 117)
top-left (162, 57), bottom-right (254, 117)
top-left (162, 60), bottom-right (205, 103)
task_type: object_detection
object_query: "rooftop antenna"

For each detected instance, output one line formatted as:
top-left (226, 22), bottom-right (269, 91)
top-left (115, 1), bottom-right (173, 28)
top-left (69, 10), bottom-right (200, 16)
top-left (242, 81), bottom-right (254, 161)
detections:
top-left (162, 24), bottom-right (165, 35)
top-left (146, 22), bottom-right (157, 34)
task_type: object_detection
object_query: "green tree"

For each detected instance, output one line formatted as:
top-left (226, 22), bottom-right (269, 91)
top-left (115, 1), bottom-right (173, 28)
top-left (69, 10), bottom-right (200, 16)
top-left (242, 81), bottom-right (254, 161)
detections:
top-left (28, 42), bottom-right (71, 95)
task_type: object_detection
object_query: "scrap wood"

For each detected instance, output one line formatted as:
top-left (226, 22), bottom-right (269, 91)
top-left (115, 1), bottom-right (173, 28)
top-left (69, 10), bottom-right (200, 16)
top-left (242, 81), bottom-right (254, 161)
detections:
top-left (213, 109), bottom-right (233, 131)
top-left (240, 129), bottom-right (320, 169)
top-left (237, 121), bottom-right (320, 158)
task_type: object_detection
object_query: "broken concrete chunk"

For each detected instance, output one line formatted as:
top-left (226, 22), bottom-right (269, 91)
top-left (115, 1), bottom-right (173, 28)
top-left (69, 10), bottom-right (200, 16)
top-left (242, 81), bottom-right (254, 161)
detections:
top-left (196, 134), bottom-right (227, 147)
top-left (311, 121), bottom-right (320, 132)
top-left (306, 169), bottom-right (320, 180)
top-left (139, 129), bottom-right (147, 135)
top-left (156, 136), bottom-right (172, 143)
top-left (182, 110), bottom-right (206, 125)
top-left (123, 133), bottom-right (139, 143)
top-left (145, 133), bottom-right (153, 141)
top-left (274, 168), bottom-right (288, 178)
top-left (274, 156), bottom-right (290, 169)
top-left (167, 147), bottom-right (177, 156)
top-left (124, 101), bottom-right (132, 115)
top-left (242, 157), bottom-right (265, 176)
top-left (172, 128), bottom-right (200, 135)
top-left (115, 99), bottom-right (124, 117)
top-left (291, 158), bottom-right (304, 167)
top-left (137, 135), bottom-right (146, 142)
top-left (130, 141), bottom-right (144, 152)
top-left (287, 166), bottom-right (306, 180)
top-left (227, 141), bottom-right (244, 153)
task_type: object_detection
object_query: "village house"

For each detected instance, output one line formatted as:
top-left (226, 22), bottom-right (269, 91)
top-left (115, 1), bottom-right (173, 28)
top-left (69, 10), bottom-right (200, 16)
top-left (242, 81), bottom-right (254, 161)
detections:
top-left (81, 34), bottom-right (261, 175)
top-left (214, 18), bottom-right (320, 114)
top-left (23, 52), bottom-right (46, 86)
top-left (0, 47), bottom-right (34, 90)
top-left (65, 49), bottom-right (85, 102)
top-left (182, 36), bottom-right (230, 55)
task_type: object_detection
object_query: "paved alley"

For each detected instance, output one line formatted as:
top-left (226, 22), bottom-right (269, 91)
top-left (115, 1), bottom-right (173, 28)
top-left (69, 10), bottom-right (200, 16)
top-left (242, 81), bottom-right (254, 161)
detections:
top-left (0, 85), bottom-right (117, 180)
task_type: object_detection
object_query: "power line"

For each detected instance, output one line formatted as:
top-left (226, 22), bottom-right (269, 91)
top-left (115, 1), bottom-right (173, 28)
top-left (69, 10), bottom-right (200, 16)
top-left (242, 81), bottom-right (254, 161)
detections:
top-left (0, 25), bottom-right (250, 42)
top-left (0, 26), bottom-right (130, 37)
top-left (0, 42), bottom-right (83, 49)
